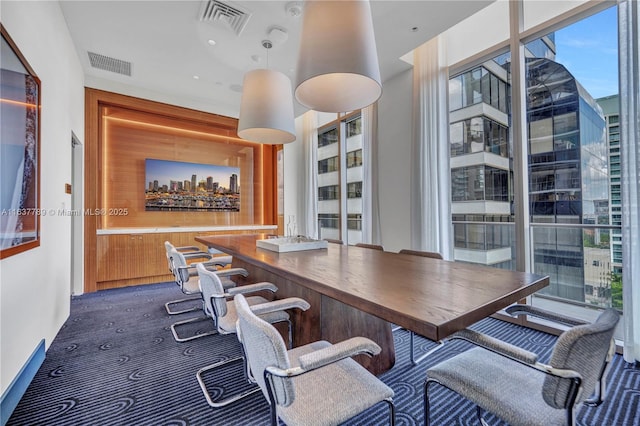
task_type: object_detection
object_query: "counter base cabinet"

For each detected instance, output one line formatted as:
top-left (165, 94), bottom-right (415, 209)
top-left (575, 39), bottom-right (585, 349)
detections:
top-left (95, 230), bottom-right (263, 290)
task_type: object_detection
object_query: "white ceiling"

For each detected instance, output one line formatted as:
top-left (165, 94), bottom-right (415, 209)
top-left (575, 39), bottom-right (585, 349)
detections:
top-left (59, 0), bottom-right (493, 118)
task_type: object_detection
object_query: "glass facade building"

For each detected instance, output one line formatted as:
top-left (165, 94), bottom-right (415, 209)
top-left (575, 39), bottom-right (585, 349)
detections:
top-left (450, 38), bottom-right (610, 307)
top-left (596, 94), bottom-right (622, 273)
top-left (527, 57), bottom-right (608, 303)
top-left (596, 94), bottom-right (622, 309)
top-left (450, 58), bottom-right (514, 269)
top-left (317, 115), bottom-right (364, 244)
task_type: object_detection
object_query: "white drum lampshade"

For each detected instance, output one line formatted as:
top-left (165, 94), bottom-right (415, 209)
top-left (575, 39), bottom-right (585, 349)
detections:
top-left (295, 0), bottom-right (381, 113)
top-left (237, 69), bottom-right (296, 144)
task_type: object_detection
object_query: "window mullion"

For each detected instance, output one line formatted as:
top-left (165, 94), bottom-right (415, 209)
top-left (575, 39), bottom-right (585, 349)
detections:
top-left (339, 120), bottom-right (348, 242)
top-left (510, 0), bottom-right (532, 273)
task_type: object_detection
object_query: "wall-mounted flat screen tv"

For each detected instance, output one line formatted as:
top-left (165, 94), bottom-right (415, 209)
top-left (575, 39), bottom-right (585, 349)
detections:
top-left (145, 158), bottom-right (240, 212)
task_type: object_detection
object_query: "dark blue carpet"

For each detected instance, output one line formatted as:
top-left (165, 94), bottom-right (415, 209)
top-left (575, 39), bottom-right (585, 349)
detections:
top-left (7, 282), bottom-right (640, 425)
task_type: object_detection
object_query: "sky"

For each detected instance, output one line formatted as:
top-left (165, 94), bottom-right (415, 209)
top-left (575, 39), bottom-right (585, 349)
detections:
top-left (553, 6), bottom-right (618, 100)
top-left (145, 159), bottom-right (239, 189)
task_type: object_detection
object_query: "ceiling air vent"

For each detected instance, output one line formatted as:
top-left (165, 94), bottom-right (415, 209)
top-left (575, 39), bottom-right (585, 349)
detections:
top-left (87, 52), bottom-right (132, 76)
top-left (199, 0), bottom-right (252, 36)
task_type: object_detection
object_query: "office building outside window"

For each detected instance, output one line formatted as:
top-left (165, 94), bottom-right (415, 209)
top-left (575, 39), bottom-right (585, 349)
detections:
top-left (448, 7), bottom-right (620, 315)
top-left (317, 114), bottom-right (364, 244)
top-left (450, 53), bottom-right (514, 269)
top-left (596, 94), bottom-right (622, 309)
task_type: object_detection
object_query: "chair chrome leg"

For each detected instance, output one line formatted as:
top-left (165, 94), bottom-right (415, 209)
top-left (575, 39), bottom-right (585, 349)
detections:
top-left (165, 296), bottom-right (202, 315)
top-left (196, 357), bottom-right (261, 408)
top-left (410, 335), bottom-right (444, 365)
top-left (585, 340), bottom-right (615, 407)
top-left (476, 406), bottom-right (490, 426)
top-left (269, 401), bottom-right (278, 426)
top-left (264, 371), bottom-right (279, 426)
top-left (286, 319), bottom-right (293, 350)
top-left (410, 331), bottom-right (416, 364)
top-left (238, 344), bottom-right (255, 384)
top-left (566, 405), bottom-right (577, 426)
top-left (584, 377), bottom-right (606, 406)
top-left (424, 379), bottom-right (432, 426)
top-left (385, 398), bottom-right (395, 426)
top-left (585, 361), bottom-right (610, 406)
top-left (170, 316), bottom-right (217, 342)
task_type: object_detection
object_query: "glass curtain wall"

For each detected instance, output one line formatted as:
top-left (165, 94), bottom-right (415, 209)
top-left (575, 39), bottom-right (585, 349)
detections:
top-left (317, 114), bottom-right (364, 244)
top-left (450, 55), bottom-right (515, 270)
top-left (448, 4), bottom-right (621, 327)
top-left (526, 8), bottom-right (619, 318)
top-left (318, 126), bottom-right (340, 240)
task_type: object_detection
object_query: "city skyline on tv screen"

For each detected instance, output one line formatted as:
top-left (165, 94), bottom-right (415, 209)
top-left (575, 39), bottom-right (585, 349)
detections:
top-left (144, 158), bottom-right (240, 212)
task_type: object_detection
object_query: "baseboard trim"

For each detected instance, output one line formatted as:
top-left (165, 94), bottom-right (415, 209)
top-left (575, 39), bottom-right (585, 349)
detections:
top-left (0, 339), bottom-right (45, 425)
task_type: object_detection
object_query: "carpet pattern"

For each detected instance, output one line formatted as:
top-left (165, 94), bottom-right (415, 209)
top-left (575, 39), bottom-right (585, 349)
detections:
top-left (7, 282), bottom-right (640, 425)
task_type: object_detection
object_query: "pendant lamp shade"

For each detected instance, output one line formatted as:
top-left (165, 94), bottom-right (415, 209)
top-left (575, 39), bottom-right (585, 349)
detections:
top-left (295, 0), bottom-right (381, 113)
top-left (237, 69), bottom-right (296, 144)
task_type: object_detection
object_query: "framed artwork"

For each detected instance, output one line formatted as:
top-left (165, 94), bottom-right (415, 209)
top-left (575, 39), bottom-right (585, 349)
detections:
top-left (1, 24), bottom-right (41, 259)
top-left (144, 158), bottom-right (240, 212)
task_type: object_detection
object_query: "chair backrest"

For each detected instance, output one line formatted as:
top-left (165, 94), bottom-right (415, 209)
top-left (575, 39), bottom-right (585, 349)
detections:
top-left (355, 243), bottom-right (384, 251)
top-left (324, 238), bottom-right (343, 245)
top-left (542, 308), bottom-right (619, 409)
top-left (234, 294), bottom-right (295, 406)
top-left (169, 247), bottom-right (204, 295)
top-left (168, 247), bottom-right (189, 283)
top-left (398, 249), bottom-right (443, 260)
top-left (196, 263), bottom-right (228, 319)
top-left (165, 241), bottom-right (177, 272)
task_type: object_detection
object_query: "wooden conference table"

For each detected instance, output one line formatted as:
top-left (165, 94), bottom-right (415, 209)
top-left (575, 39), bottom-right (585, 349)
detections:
top-left (196, 234), bottom-right (549, 375)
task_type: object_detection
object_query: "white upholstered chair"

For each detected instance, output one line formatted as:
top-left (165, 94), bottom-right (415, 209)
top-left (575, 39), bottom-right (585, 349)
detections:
top-left (424, 307), bottom-right (620, 426)
top-left (234, 293), bottom-right (396, 425)
top-left (195, 263), bottom-right (310, 408)
top-left (168, 247), bottom-right (248, 342)
top-left (164, 241), bottom-right (213, 315)
top-left (164, 241), bottom-right (235, 314)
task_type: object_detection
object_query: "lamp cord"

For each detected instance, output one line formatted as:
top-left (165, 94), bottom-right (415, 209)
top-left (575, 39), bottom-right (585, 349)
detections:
top-left (262, 39), bottom-right (273, 69)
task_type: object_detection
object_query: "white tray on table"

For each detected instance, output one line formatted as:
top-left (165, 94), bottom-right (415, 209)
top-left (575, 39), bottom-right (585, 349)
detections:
top-left (256, 236), bottom-right (328, 253)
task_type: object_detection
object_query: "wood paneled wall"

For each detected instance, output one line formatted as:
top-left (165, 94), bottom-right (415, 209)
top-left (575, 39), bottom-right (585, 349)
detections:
top-left (101, 107), bottom-right (269, 228)
top-left (84, 89), bottom-right (279, 292)
top-left (95, 229), bottom-right (269, 290)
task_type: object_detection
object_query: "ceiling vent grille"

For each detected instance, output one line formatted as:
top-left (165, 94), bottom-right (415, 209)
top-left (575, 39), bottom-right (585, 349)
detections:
top-left (87, 52), bottom-right (132, 76)
top-left (199, 0), bottom-right (252, 36)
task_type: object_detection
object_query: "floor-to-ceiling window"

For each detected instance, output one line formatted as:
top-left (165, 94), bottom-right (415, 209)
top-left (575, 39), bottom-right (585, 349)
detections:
top-left (450, 53), bottom-right (515, 269)
top-left (317, 113), bottom-right (364, 244)
top-left (447, 3), bottom-right (622, 335)
top-left (525, 7), bottom-right (620, 325)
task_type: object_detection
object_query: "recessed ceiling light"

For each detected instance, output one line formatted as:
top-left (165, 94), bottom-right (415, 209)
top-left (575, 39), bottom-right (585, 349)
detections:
top-left (193, 75), bottom-right (200, 80)
top-left (207, 39), bottom-right (217, 46)
top-left (411, 26), bottom-right (419, 32)
top-left (285, 2), bottom-right (303, 17)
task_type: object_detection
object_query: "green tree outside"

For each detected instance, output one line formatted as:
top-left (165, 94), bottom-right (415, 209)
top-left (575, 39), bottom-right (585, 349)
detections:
top-left (610, 272), bottom-right (623, 309)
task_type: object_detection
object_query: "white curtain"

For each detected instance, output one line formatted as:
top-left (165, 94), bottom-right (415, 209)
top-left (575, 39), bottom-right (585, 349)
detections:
top-left (361, 103), bottom-right (382, 244)
top-left (619, 0), bottom-right (640, 364)
top-left (299, 110), bottom-right (319, 239)
top-left (410, 36), bottom-right (453, 260)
